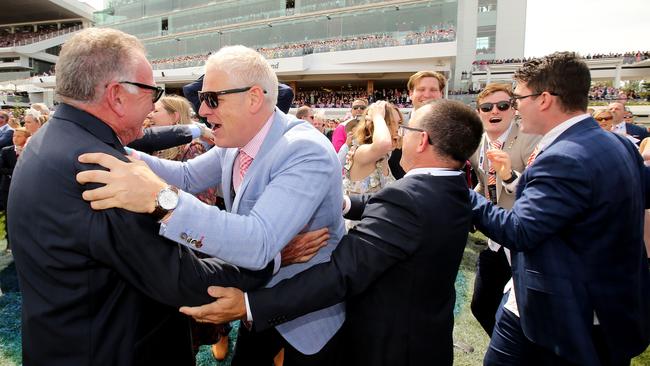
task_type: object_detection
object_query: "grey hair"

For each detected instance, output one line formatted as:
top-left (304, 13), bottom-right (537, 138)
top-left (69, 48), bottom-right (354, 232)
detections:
top-left (55, 28), bottom-right (145, 104)
top-left (206, 45), bottom-right (278, 107)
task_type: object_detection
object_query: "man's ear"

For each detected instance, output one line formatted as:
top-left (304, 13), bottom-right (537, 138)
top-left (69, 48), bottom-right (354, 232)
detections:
top-left (538, 91), bottom-right (555, 112)
top-left (247, 86), bottom-right (265, 114)
top-left (106, 83), bottom-right (128, 117)
top-left (416, 131), bottom-right (429, 153)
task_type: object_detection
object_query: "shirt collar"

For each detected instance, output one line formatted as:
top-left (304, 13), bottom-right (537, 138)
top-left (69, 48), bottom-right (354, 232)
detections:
top-left (405, 167), bottom-right (462, 177)
top-left (538, 113), bottom-right (591, 151)
top-left (612, 121), bottom-right (626, 133)
top-left (53, 103), bottom-right (125, 153)
top-left (486, 122), bottom-right (513, 145)
top-left (240, 111), bottom-right (275, 159)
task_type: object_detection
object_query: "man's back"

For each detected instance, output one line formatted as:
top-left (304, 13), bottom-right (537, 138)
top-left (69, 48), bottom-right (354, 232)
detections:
top-left (10, 105), bottom-right (271, 365)
top-left (346, 174), bottom-right (471, 365)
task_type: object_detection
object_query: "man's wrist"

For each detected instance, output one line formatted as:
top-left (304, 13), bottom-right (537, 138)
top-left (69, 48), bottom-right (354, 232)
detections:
top-left (502, 170), bottom-right (517, 184)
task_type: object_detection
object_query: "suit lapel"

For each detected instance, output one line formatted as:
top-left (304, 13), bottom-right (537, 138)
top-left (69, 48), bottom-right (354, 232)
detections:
top-left (222, 148), bottom-right (238, 212)
top-left (235, 110), bottom-right (289, 203)
top-left (516, 117), bottom-right (596, 198)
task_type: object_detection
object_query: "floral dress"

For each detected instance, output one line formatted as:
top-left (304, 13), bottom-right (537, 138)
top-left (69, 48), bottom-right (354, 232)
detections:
top-left (342, 143), bottom-right (395, 229)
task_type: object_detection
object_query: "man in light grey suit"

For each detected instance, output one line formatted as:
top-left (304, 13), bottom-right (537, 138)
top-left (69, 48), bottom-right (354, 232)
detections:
top-left (76, 45), bottom-right (346, 365)
top-left (469, 83), bottom-right (540, 337)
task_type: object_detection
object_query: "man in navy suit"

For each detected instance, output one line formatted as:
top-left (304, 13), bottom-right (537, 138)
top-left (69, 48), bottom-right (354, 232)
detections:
top-left (0, 111), bottom-right (14, 149)
top-left (609, 101), bottom-right (648, 143)
top-left (472, 52), bottom-right (650, 365)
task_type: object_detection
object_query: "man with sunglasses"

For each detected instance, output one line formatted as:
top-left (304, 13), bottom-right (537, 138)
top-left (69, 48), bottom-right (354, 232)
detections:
top-left (331, 98), bottom-right (367, 152)
top-left (9, 28), bottom-right (274, 365)
top-left (471, 52), bottom-right (650, 365)
top-left (468, 83), bottom-right (540, 337)
top-left (76, 45), bottom-right (346, 366)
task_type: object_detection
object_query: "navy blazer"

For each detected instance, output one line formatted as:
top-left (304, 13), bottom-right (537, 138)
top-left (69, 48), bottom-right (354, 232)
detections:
top-left (9, 104), bottom-right (272, 365)
top-left (626, 122), bottom-right (649, 142)
top-left (0, 145), bottom-right (17, 209)
top-left (249, 174), bottom-right (472, 365)
top-left (471, 117), bottom-right (650, 365)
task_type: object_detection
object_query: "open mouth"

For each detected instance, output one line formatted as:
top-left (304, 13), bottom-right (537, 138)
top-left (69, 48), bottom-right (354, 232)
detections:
top-left (211, 123), bottom-right (222, 131)
top-left (489, 117), bottom-right (502, 123)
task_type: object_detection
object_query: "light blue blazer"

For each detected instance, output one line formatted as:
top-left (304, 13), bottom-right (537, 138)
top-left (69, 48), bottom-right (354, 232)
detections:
top-left (139, 109), bottom-right (346, 354)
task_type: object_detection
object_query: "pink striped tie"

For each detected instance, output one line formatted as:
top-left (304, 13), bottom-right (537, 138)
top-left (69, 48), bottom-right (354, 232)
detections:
top-left (487, 140), bottom-right (503, 188)
top-left (526, 144), bottom-right (541, 167)
top-left (239, 150), bottom-right (253, 180)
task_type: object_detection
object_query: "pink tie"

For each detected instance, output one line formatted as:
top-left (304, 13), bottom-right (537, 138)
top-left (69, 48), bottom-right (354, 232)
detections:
top-left (487, 140), bottom-right (503, 188)
top-left (526, 144), bottom-right (541, 167)
top-left (239, 150), bottom-right (253, 181)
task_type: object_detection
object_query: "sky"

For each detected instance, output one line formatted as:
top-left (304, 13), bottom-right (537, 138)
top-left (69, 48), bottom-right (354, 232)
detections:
top-left (78, 0), bottom-right (650, 58)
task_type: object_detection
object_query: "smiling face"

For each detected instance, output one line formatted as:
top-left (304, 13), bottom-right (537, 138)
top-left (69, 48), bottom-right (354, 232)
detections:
top-left (477, 91), bottom-right (515, 139)
top-left (148, 101), bottom-right (177, 126)
top-left (198, 69), bottom-right (260, 148)
top-left (409, 77), bottom-right (442, 110)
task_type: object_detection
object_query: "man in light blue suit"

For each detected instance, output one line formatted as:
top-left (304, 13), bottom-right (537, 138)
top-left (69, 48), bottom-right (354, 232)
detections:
top-left (77, 45), bottom-right (346, 365)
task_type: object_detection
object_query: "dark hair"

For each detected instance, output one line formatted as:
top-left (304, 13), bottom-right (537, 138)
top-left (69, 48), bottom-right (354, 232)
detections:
top-left (419, 100), bottom-right (483, 166)
top-left (513, 51), bottom-right (590, 113)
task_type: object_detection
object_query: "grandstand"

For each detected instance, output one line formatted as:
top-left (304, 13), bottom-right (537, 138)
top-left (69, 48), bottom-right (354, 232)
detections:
top-left (0, 0), bottom-right (648, 118)
top-left (0, 0), bottom-right (94, 108)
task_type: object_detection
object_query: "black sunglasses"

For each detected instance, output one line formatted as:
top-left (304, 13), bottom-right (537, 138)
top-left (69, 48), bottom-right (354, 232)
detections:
top-left (352, 105), bottom-right (367, 110)
top-left (119, 81), bottom-right (164, 103)
top-left (509, 92), bottom-right (559, 110)
top-left (478, 101), bottom-right (511, 113)
top-left (198, 86), bottom-right (267, 109)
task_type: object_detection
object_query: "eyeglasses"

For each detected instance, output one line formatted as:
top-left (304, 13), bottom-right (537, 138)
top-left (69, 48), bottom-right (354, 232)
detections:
top-left (198, 86), bottom-right (267, 109)
top-left (595, 116), bottom-right (613, 122)
top-left (119, 81), bottom-right (164, 103)
top-left (352, 105), bottom-right (367, 110)
top-left (509, 92), bottom-right (559, 110)
top-left (478, 101), bottom-right (512, 113)
top-left (398, 125), bottom-right (433, 144)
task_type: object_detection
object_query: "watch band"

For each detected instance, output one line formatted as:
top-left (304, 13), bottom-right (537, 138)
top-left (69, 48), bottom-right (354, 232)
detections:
top-left (502, 170), bottom-right (517, 184)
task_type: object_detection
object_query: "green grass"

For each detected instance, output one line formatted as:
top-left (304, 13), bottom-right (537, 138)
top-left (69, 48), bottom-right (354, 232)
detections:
top-left (0, 232), bottom-right (649, 365)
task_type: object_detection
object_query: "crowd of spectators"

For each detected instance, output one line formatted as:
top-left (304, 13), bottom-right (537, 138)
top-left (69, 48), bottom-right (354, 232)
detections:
top-left (151, 25), bottom-right (456, 69)
top-left (589, 85), bottom-right (642, 101)
top-left (292, 88), bottom-right (413, 108)
top-left (0, 23), bottom-right (82, 48)
top-left (472, 51), bottom-right (650, 71)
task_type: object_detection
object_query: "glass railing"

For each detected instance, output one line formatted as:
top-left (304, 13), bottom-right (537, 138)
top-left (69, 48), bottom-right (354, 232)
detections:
top-left (1, 25), bottom-right (83, 48)
top-left (151, 27), bottom-right (456, 69)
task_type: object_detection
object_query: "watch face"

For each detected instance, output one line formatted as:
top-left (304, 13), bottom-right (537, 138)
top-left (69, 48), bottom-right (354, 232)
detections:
top-left (158, 188), bottom-right (179, 210)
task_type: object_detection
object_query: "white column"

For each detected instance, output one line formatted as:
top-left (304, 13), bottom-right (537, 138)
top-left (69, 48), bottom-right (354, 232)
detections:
top-left (453, 0), bottom-right (478, 91)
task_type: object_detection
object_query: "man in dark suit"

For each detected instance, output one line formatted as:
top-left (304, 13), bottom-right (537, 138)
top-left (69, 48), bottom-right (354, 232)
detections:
top-left (472, 52), bottom-right (650, 365)
top-left (9, 28), bottom-right (272, 366)
top-left (177, 99), bottom-right (484, 366)
top-left (0, 111), bottom-right (14, 149)
top-left (609, 101), bottom-right (648, 143)
top-left (0, 127), bottom-right (28, 252)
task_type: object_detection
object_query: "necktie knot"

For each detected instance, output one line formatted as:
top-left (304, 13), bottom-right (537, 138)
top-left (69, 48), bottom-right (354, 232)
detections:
top-left (490, 140), bottom-right (503, 150)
